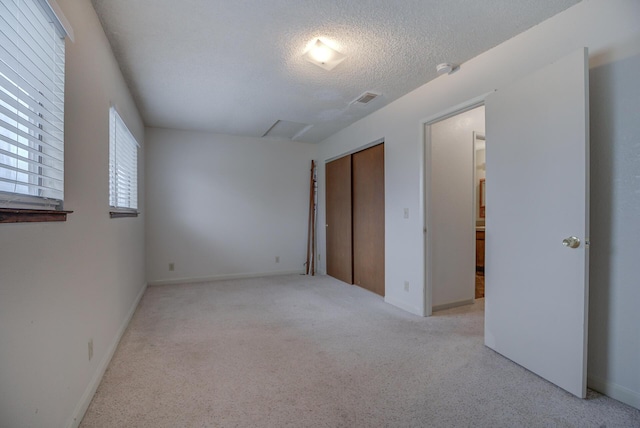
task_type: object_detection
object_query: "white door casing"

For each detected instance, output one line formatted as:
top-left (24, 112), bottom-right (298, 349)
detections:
top-left (484, 48), bottom-right (590, 398)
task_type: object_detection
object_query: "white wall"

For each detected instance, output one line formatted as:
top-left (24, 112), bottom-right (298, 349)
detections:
top-left (429, 107), bottom-right (484, 308)
top-left (588, 48), bottom-right (640, 409)
top-left (316, 0), bottom-right (640, 409)
top-left (0, 1), bottom-right (146, 427)
top-left (145, 128), bottom-right (316, 284)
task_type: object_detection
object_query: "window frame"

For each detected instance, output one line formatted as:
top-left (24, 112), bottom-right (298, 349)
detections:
top-left (108, 106), bottom-right (139, 218)
top-left (0, 0), bottom-right (72, 223)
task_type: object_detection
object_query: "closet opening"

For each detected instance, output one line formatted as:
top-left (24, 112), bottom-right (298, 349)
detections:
top-left (325, 142), bottom-right (385, 296)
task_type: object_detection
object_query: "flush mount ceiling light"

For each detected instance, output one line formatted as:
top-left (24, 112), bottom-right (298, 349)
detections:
top-left (303, 39), bottom-right (346, 71)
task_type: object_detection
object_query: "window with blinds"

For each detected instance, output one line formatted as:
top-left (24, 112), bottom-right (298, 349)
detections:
top-left (0, 0), bottom-right (67, 210)
top-left (109, 107), bottom-right (138, 211)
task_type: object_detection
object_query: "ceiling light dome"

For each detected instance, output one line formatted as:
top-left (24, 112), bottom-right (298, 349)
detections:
top-left (303, 39), bottom-right (346, 71)
top-left (310, 44), bottom-right (333, 63)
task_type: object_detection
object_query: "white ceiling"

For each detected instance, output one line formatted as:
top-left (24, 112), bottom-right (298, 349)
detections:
top-left (91, 0), bottom-right (581, 143)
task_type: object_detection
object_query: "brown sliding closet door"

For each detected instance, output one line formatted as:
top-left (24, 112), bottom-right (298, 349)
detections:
top-left (352, 144), bottom-right (385, 296)
top-left (325, 155), bottom-right (353, 284)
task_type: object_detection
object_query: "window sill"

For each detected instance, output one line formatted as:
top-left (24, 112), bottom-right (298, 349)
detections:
top-left (0, 208), bottom-right (73, 223)
top-left (109, 210), bottom-right (139, 219)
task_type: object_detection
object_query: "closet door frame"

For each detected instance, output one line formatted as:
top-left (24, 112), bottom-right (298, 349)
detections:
top-left (324, 138), bottom-right (385, 295)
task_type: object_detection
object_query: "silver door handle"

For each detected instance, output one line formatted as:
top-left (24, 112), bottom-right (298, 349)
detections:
top-left (562, 236), bottom-right (580, 249)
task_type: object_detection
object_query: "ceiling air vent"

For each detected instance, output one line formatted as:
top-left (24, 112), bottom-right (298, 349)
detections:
top-left (351, 92), bottom-right (380, 105)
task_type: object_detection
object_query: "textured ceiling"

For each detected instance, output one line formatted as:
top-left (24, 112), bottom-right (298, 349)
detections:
top-left (91, 0), bottom-right (581, 143)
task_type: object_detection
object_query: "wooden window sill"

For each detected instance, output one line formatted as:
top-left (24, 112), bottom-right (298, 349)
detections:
top-left (0, 208), bottom-right (73, 223)
top-left (109, 211), bottom-right (139, 219)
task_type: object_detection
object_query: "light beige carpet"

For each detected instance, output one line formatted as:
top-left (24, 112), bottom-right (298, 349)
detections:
top-left (80, 274), bottom-right (640, 427)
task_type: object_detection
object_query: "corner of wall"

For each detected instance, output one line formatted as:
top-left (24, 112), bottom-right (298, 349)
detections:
top-left (588, 375), bottom-right (640, 410)
top-left (384, 296), bottom-right (425, 317)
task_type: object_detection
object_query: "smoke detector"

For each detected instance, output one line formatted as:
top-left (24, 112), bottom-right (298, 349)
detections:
top-left (436, 63), bottom-right (459, 75)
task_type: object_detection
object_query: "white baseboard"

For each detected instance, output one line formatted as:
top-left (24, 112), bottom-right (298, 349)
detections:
top-left (432, 298), bottom-right (475, 312)
top-left (147, 270), bottom-right (303, 286)
top-left (384, 296), bottom-right (425, 316)
top-left (67, 282), bottom-right (148, 428)
top-left (588, 375), bottom-right (640, 410)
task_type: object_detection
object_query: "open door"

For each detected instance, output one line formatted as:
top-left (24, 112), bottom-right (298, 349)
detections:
top-left (484, 48), bottom-right (589, 398)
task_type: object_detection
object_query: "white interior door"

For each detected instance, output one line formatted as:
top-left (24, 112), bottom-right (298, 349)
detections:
top-left (484, 48), bottom-right (589, 398)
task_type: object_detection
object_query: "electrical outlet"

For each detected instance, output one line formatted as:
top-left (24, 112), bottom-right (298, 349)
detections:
top-left (404, 281), bottom-right (410, 292)
top-left (275, 256), bottom-right (280, 263)
top-left (404, 208), bottom-right (409, 219)
top-left (88, 339), bottom-right (93, 361)
top-left (169, 262), bottom-right (175, 271)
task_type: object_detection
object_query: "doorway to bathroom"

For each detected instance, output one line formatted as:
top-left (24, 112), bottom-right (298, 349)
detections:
top-left (424, 104), bottom-right (485, 312)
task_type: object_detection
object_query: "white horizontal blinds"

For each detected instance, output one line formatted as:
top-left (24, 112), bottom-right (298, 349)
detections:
top-left (0, 0), bottom-right (65, 209)
top-left (109, 107), bottom-right (138, 210)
